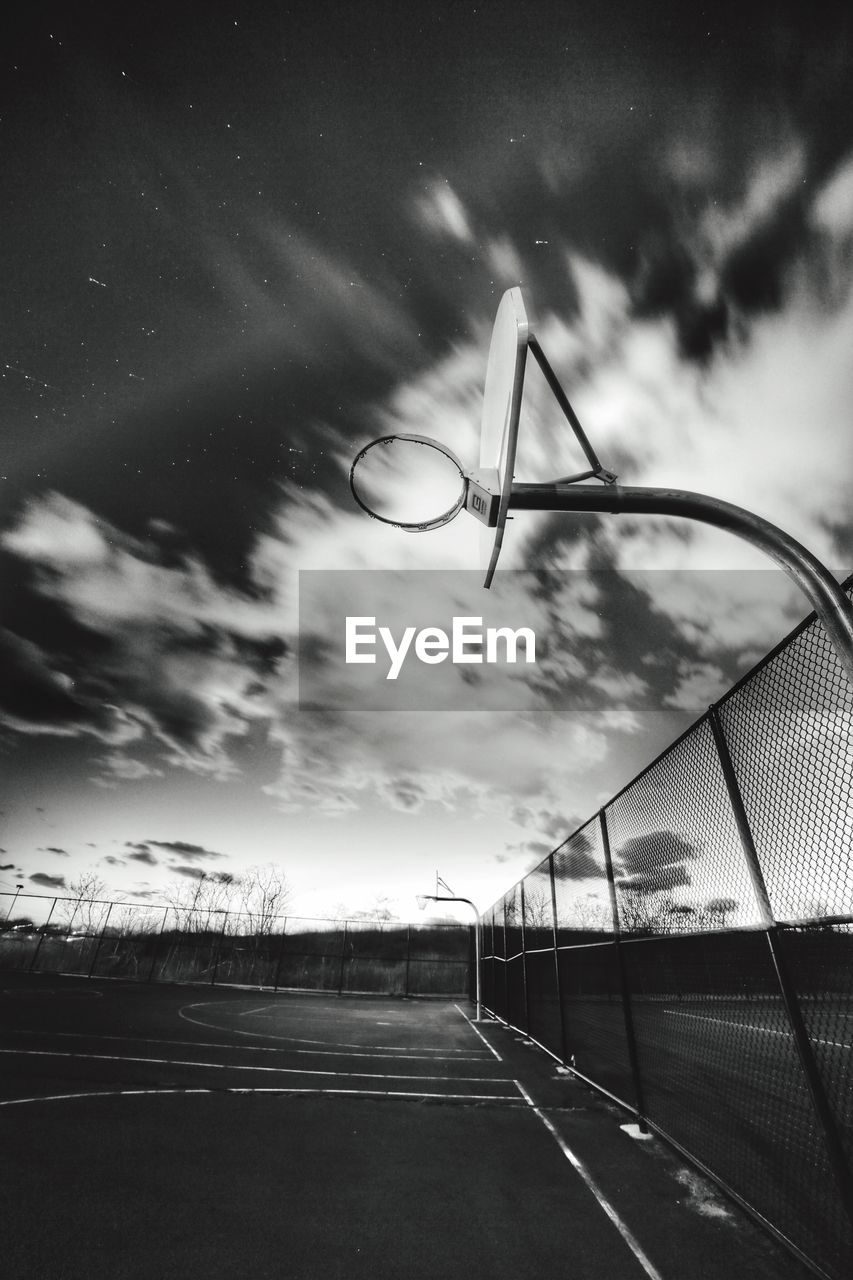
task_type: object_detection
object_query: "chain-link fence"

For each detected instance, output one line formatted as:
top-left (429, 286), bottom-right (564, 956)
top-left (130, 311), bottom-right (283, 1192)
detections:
top-left (481, 578), bottom-right (853, 1280)
top-left (0, 896), bottom-right (472, 998)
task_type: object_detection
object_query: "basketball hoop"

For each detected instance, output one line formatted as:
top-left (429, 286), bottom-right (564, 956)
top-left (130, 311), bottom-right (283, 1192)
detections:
top-left (349, 434), bottom-right (469, 532)
top-left (415, 894), bottom-right (430, 911)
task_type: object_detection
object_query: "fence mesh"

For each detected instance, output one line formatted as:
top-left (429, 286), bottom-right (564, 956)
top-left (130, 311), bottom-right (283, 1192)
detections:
top-left (0, 898), bottom-right (471, 999)
top-left (480, 578), bottom-right (853, 1280)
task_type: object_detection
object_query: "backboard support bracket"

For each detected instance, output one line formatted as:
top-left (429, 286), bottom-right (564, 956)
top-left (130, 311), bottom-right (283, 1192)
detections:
top-left (527, 336), bottom-right (617, 485)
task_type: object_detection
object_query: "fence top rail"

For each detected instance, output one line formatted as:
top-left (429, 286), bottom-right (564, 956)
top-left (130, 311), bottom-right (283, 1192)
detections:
top-left (0, 892), bottom-right (469, 931)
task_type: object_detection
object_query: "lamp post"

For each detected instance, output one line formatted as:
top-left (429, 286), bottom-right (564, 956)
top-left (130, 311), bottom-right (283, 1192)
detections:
top-left (417, 891), bottom-right (481, 1020)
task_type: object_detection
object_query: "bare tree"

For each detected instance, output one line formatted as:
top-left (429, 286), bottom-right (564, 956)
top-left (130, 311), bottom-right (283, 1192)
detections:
top-left (346, 895), bottom-right (398, 923)
top-left (238, 864), bottom-right (291, 935)
top-left (616, 887), bottom-right (685, 935)
top-left (567, 893), bottom-right (614, 932)
top-left (163, 871), bottom-right (239, 933)
top-left (522, 886), bottom-right (553, 929)
top-left (703, 897), bottom-right (739, 929)
top-left (62, 871), bottom-right (108, 934)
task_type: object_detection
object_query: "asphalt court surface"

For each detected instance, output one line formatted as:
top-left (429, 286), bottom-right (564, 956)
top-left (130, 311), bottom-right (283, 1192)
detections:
top-left (0, 973), bottom-right (814, 1279)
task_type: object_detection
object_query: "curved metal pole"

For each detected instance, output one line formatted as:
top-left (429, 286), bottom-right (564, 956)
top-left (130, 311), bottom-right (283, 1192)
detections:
top-left (510, 483), bottom-right (853, 690)
top-left (421, 894), bottom-right (481, 1020)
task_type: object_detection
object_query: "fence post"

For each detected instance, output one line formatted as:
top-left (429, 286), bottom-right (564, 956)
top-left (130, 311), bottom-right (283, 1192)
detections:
top-left (519, 881), bottom-right (530, 1035)
top-left (501, 899), bottom-right (510, 1022)
top-left (88, 902), bottom-right (113, 978)
top-left (404, 922), bottom-right (412, 997)
top-left (210, 911), bottom-right (229, 985)
top-left (338, 920), bottom-right (349, 995)
top-left (548, 852), bottom-right (571, 1065)
top-left (709, 703), bottom-right (853, 1226)
top-left (147, 906), bottom-right (170, 982)
top-left (29, 897), bottom-right (57, 973)
top-left (599, 810), bottom-right (649, 1131)
top-left (273, 918), bottom-right (289, 991)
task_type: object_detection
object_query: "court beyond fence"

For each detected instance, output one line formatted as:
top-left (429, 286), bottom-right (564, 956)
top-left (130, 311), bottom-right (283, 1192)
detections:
top-left (482, 578), bottom-right (853, 1280)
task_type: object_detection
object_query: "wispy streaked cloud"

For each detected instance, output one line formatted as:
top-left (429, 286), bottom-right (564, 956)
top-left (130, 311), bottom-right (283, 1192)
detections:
top-left (413, 180), bottom-right (475, 242)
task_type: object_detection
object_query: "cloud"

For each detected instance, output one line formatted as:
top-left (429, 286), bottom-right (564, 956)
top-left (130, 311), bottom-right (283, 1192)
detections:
top-left (171, 865), bottom-right (234, 882)
top-left (663, 661), bottom-right (728, 712)
top-left (413, 180), bottom-right (474, 243)
top-left (553, 843), bottom-right (602, 881)
top-left (39, 847), bottom-right (69, 857)
top-left (1, 493), bottom-right (283, 777)
top-left (91, 754), bottom-right (164, 787)
top-left (29, 872), bottom-right (67, 889)
top-left (145, 840), bottom-right (227, 862)
top-left (126, 847), bottom-right (159, 866)
top-left (485, 236), bottom-right (525, 283)
top-left (508, 187), bottom-right (853, 652)
top-left (0, 627), bottom-right (141, 745)
top-left (811, 152), bottom-right (853, 238)
top-left (614, 831), bottom-right (699, 895)
top-left (3, 138), bottom-right (852, 848)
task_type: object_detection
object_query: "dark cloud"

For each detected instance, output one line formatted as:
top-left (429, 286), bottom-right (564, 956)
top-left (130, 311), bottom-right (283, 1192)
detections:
top-left (632, 235), bottom-right (730, 361)
top-left (553, 845), bottom-right (602, 881)
top-left (522, 839), bottom-right (552, 861)
top-left (146, 841), bottom-right (226, 862)
top-left (550, 829), bottom-right (602, 881)
top-left (100, 856), bottom-right (126, 867)
top-left (0, 627), bottom-right (130, 742)
top-left (172, 866), bottom-right (235, 883)
top-left (720, 192), bottom-right (809, 314)
top-left (40, 846), bottom-right (69, 856)
top-left (172, 865), bottom-right (207, 881)
top-left (126, 847), bottom-right (160, 866)
top-left (29, 872), bottom-right (66, 889)
top-left (384, 779), bottom-right (428, 812)
top-left (614, 830), bottom-right (698, 894)
top-left (0, 862), bottom-right (15, 870)
top-left (618, 862), bottom-right (692, 895)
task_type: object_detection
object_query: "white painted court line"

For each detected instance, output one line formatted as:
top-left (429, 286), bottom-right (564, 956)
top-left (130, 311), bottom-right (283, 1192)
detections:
top-left (454, 1005), bottom-right (503, 1062)
top-left (513, 1080), bottom-right (665, 1280)
top-left (0, 1028), bottom-right (489, 1062)
top-left (0, 1046), bottom-right (515, 1090)
top-left (0, 1085), bottom-right (526, 1108)
top-left (0, 1088), bottom-right (208, 1107)
top-left (663, 1009), bottom-right (852, 1049)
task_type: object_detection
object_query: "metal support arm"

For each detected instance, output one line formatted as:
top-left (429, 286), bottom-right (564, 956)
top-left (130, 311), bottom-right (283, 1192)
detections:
top-left (510, 482), bottom-right (853, 690)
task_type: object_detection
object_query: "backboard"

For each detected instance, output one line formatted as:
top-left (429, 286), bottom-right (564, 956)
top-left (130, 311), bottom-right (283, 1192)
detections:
top-left (464, 287), bottom-right (530, 588)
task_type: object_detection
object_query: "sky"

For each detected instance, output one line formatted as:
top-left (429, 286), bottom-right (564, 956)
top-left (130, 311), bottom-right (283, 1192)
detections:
top-left (2, 1), bottom-right (853, 925)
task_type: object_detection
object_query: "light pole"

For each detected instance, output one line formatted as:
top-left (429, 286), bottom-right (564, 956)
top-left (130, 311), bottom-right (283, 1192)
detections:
top-left (417, 890), bottom-right (481, 1020)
